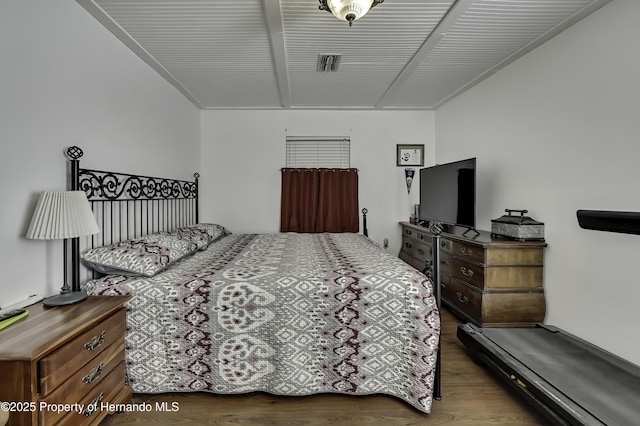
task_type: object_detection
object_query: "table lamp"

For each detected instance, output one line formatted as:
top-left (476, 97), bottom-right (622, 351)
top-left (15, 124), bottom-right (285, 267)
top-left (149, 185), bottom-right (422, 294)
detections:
top-left (25, 191), bottom-right (99, 306)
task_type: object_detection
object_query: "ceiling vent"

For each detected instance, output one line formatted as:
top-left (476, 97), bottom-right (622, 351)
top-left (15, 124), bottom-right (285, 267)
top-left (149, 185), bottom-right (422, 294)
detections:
top-left (317, 54), bottom-right (342, 72)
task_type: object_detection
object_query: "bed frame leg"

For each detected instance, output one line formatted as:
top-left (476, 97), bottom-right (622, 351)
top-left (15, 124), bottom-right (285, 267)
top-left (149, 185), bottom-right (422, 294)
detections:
top-left (362, 208), bottom-right (368, 237)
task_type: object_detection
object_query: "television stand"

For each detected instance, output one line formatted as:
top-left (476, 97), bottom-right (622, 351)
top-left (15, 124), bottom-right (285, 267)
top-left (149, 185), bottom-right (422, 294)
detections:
top-left (399, 222), bottom-right (547, 327)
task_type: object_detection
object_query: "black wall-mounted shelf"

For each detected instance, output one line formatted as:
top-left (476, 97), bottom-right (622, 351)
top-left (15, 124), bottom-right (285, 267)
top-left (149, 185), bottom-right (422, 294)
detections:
top-left (576, 210), bottom-right (640, 235)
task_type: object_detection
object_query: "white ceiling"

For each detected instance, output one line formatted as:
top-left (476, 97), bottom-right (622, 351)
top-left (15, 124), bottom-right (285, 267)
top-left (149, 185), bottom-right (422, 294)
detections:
top-left (77, 0), bottom-right (611, 110)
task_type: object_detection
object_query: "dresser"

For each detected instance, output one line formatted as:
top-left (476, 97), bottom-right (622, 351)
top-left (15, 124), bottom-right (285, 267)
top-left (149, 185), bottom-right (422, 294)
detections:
top-left (398, 223), bottom-right (434, 275)
top-left (399, 222), bottom-right (546, 327)
top-left (0, 296), bottom-right (132, 426)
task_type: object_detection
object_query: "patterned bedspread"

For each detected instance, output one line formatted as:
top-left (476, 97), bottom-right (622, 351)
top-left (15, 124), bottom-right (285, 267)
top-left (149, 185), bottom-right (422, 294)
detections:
top-left (84, 233), bottom-right (440, 412)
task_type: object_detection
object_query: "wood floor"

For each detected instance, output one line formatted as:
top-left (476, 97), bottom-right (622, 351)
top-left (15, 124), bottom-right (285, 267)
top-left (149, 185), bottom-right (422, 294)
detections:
top-left (101, 308), bottom-right (549, 425)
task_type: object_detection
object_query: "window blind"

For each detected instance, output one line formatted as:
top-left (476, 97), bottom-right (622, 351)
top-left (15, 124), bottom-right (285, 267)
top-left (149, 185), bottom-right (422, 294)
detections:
top-left (285, 136), bottom-right (351, 168)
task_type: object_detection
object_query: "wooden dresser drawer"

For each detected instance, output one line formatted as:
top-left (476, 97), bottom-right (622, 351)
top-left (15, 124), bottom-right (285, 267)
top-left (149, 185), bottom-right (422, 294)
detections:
top-left (448, 256), bottom-right (485, 288)
top-left (450, 240), bottom-right (484, 264)
top-left (443, 277), bottom-right (546, 327)
top-left (445, 239), bottom-right (544, 266)
top-left (443, 253), bottom-right (543, 291)
top-left (402, 226), bottom-right (431, 242)
top-left (39, 307), bottom-right (127, 396)
top-left (448, 257), bottom-right (543, 290)
top-left (401, 236), bottom-right (432, 263)
top-left (481, 291), bottom-right (546, 326)
top-left (400, 250), bottom-right (428, 272)
top-left (441, 277), bottom-right (482, 322)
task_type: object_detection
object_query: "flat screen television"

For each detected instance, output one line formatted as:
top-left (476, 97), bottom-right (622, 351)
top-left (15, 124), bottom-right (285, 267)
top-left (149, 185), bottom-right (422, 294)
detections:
top-left (419, 157), bottom-right (476, 230)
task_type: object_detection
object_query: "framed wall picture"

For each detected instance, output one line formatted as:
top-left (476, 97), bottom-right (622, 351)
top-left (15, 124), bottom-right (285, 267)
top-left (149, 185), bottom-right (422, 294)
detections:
top-left (397, 144), bottom-right (424, 166)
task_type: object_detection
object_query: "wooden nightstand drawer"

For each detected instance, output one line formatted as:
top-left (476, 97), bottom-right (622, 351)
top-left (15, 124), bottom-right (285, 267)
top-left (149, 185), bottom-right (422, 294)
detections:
top-left (43, 362), bottom-right (128, 426)
top-left (39, 307), bottom-right (127, 396)
top-left (38, 338), bottom-right (125, 425)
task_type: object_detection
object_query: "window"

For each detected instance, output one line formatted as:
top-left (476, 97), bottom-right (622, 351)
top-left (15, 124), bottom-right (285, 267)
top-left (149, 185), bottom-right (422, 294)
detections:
top-left (281, 136), bottom-right (358, 233)
top-left (285, 136), bottom-right (350, 168)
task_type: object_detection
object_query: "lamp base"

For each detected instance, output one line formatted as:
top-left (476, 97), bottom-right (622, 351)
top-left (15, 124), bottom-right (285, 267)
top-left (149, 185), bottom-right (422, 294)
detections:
top-left (43, 291), bottom-right (88, 307)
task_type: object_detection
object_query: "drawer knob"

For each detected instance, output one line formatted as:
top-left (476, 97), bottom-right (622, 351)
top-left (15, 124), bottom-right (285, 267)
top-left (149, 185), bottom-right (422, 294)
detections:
top-left (460, 266), bottom-right (474, 277)
top-left (405, 229), bottom-right (412, 235)
top-left (417, 248), bottom-right (425, 255)
top-left (82, 362), bottom-right (105, 385)
top-left (83, 392), bottom-right (105, 417)
top-left (405, 242), bottom-right (412, 249)
top-left (84, 331), bottom-right (106, 351)
top-left (461, 247), bottom-right (473, 256)
top-left (456, 292), bottom-right (469, 303)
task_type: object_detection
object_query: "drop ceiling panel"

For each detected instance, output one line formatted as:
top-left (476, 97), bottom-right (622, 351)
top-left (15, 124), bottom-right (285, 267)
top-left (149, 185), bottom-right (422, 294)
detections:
top-left (78, 0), bottom-right (611, 109)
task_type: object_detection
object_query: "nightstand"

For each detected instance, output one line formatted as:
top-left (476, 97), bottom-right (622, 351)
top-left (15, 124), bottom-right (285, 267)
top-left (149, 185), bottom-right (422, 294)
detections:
top-left (0, 296), bottom-right (132, 426)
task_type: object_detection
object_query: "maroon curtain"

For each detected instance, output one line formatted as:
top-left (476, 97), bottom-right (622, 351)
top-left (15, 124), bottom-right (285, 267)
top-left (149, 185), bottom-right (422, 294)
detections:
top-left (280, 168), bottom-right (319, 233)
top-left (280, 168), bottom-right (358, 233)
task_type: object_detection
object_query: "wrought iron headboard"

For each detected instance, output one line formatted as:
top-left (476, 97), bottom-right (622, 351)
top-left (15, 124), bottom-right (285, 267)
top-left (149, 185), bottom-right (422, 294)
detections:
top-left (66, 146), bottom-right (199, 287)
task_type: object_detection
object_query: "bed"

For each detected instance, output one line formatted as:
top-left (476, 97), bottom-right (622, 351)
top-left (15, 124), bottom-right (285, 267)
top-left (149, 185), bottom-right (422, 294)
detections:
top-left (66, 146), bottom-right (441, 413)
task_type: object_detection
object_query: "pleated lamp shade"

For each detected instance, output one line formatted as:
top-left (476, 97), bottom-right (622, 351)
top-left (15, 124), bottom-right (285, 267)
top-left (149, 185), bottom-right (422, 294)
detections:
top-left (26, 191), bottom-right (99, 240)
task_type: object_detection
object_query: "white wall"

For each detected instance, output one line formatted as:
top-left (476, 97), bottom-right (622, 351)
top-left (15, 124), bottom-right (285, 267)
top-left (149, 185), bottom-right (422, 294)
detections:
top-left (435, 0), bottom-right (640, 366)
top-left (200, 110), bottom-right (435, 255)
top-left (0, 0), bottom-right (200, 308)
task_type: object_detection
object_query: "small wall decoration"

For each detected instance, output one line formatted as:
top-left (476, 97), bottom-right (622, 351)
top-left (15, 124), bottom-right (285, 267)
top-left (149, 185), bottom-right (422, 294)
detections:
top-left (397, 144), bottom-right (424, 166)
top-left (405, 168), bottom-right (415, 194)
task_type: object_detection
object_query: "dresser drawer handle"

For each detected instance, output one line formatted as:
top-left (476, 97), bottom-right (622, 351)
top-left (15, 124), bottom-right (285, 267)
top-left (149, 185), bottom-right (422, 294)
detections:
top-left (460, 266), bottom-right (474, 277)
top-left (405, 242), bottom-right (412, 249)
top-left (405, 229), bottom-right (412, 235)
top-left (456, 292), bottom-right (469, 303)
top-left (82, 362), bottom-right (104, 385)
top-left (418, 234), bottom-right (425, 241)
top-left (83, 392), bottom-right (105, 417)
top-left (417, 248), bottom-right (425, 255)
top-left (84, 331), bottom-right (106, 351)
top-left (461, 247), bottom-right (473, 256)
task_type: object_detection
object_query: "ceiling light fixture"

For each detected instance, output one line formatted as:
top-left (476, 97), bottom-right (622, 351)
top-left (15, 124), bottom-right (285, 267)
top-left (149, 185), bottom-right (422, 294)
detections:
top-left (318, 0), bottom-right (384, 27)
